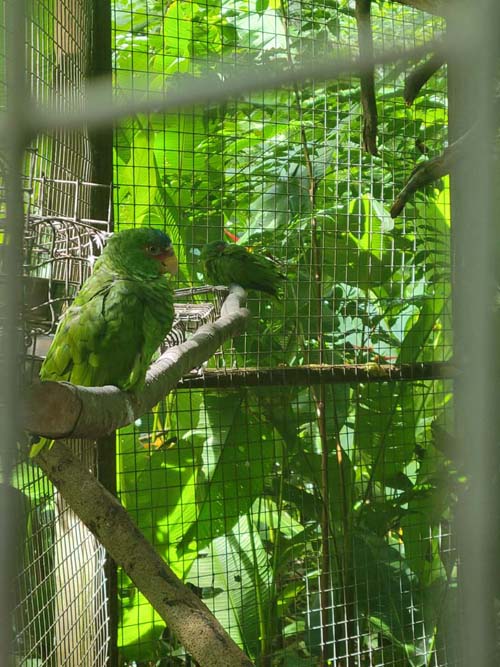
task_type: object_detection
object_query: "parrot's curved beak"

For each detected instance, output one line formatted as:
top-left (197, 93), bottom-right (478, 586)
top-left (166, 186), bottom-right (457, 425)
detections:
top-left (159, 246), bottom-right (178, 275)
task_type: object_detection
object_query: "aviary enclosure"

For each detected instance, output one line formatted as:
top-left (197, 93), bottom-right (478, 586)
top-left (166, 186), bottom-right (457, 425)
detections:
top-left (2, 1), bottom-right (499, 666)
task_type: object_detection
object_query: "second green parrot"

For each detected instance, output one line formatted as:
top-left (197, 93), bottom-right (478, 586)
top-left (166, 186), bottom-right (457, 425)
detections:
top-left (201, 240), bottom-right (285, 297)
top-left (30, 227), bottom-right (178, 456)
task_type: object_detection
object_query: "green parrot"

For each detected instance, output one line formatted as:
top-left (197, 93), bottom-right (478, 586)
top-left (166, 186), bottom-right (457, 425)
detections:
top-left (30, 227), bottom-right (178, 456)
top-left (200, 240), bottom-right (285, 297)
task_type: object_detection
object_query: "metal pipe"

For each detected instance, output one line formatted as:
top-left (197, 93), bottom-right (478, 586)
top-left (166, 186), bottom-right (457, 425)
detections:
top-left (0, 40), bottom-right (446, 137)
top-left (0, 1), bottom-right (29, 663)
top-left (450, 2), bottom-right (500, 665)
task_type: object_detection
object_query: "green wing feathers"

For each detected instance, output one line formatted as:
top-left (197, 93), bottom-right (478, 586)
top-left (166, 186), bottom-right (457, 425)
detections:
top-left (202, 241), bottom-right (285, 297)
top-left (32, 227), bottom-right (177, 457)
top-left (40, 272), bottom-right (175, 391)
top-left (32, 276), bottom-right (174, 456)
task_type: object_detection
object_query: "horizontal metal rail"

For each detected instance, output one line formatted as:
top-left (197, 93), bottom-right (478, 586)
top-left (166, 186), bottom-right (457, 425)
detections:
top-left (178, 361), bottom-right (457, 388)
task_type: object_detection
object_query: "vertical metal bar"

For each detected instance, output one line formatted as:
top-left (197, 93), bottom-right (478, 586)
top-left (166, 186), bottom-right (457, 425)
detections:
top-left (96, 434), bottom-right (118, 666)
top-left (74, 178), bottom-right (80, 220)
top-left (40, 175), bottom-right (46, 215)
top-left (450, 2), bottom-right (500, 665)
top-left (89, 1), bottom-right (117, 664)
top-left (89, 0), bottom-right (113, 224)
top-left (0, 0), bottom-right (29, 664)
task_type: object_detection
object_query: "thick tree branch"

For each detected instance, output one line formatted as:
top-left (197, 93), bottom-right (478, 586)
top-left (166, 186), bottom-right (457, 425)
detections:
top-left (404, 52), bottom-right (446, 105)
top-left (35, 440), bottom-right (254, 667)
top-left (356, 0), bottom-right (378, 155)
top-left (391, 129), bottom-right (471, 217)
top-left (24, 285), bottom-right (250, 439)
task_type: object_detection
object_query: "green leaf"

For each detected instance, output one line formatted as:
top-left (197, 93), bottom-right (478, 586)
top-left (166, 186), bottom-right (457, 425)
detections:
top-left (117, 393), bottom-right (204, 658)
top-left (179, 392), bottom-right (278, 553)
top-left (187, 513), bottom-right (272, 659)
top-left (353, 531), bottom-right (437, 667)
top-left (397, 285), bottom-right (450, 365)
top-left (163, 1), bottom-right (195, 58)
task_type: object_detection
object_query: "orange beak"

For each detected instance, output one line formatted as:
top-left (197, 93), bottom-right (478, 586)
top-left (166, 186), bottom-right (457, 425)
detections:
top-left (159, 247), bottom-right (178, 275)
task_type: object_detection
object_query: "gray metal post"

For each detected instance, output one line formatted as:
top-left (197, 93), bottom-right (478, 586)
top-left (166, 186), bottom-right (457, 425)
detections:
top-left (451, 2), bottom-right (500, 665)
top-left (0, 0), bottom-right (29, 663)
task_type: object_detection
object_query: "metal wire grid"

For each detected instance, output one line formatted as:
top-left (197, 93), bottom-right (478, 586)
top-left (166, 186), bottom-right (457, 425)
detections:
top-left (21, 177), bottom-right (112, 316)
top-left (114, 381), bottom-right (456, 665)
top-left (27, 1), bottom-right (94, 207)
top-left (3, 2), bottom-right (112, 666)
top-left (11, 443), bottom-right (109, 667)
top-left (6, 2), bottom-right (250, 662)
top-left (111, 1), bottom-right (455, 664)
top-left (0, 0), bottom-right (457, 666)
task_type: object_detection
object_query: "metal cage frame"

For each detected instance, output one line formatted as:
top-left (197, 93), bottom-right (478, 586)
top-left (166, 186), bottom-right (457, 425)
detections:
top-left (1, 1), bottom-right (500, 666)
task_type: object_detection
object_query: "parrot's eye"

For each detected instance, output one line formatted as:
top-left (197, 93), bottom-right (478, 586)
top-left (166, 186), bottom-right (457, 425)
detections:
top-left (146, 244), bottom-right (162, 255)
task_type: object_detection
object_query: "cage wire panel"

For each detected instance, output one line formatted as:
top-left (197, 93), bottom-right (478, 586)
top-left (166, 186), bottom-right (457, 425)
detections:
top-left (1, 0), bottom-right (461, 665)
top-left (3, 1), bottom-right (111, 665)
top-left (112, 1), bottom-right (455, 666)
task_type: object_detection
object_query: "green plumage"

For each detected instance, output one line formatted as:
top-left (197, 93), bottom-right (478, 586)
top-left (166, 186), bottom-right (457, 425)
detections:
top-left (201, 240), bottom-right (285, 297)
top-left (31, 228), bottom-right (177, 456)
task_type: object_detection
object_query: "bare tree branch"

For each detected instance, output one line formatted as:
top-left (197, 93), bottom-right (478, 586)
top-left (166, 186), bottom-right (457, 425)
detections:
top-left (356, 0), bottom-right (378, 155)
top-left (24, 285), bottom-right (250, 439)
top-left (404, 52), bottom-right (446, 105)
top-left (35, 440), bottom-right (254, 667)
top-left (390, 129), bottom-right (471, 217)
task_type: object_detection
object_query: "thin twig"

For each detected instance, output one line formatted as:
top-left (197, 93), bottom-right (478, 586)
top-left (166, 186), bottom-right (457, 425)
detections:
top-left (178, 362), bottom-right (458, 388)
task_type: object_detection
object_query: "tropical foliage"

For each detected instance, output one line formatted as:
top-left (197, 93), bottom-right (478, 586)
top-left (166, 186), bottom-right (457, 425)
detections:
top-left (112, 1), bottom-right (457, 665)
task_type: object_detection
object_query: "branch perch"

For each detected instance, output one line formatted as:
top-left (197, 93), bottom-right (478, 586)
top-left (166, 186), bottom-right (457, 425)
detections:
top-left (35, 440), bottom-right (254, 667)
top-left (24, 285), bottom-right (250, 439)
top-left (178, 362), bottom-right (458, 388)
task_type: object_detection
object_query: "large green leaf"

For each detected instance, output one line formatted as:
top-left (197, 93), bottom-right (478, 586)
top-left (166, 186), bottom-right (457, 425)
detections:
top-left (117, 392), bottom-right (204, 658)
top-left (353, 531), bottom-right (438, 667)
top-left (187, 512), bottom-right (272, 660)
top-left (179, 391), bottom-right (280, 553)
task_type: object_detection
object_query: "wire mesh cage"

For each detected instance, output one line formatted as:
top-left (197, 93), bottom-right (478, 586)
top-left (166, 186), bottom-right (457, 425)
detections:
top-left (1, 2), bottom-right (114, 666)
top-left (19, 176), bottom-right (112, 381)
top-left (110, 2), bottom-right (456, 665)
top-left (4, 184), bottom-right (114, 666)
top-left (5, 0), bottom-right (499, 666)
top-left (10, 442), bottom-right (110, 667)
top-left (165, 285), bottom-right (229, 350)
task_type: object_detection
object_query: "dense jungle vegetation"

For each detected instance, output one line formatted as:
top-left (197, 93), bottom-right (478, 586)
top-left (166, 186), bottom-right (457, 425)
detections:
top-left (112, 1), bottom-right (456, 664)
